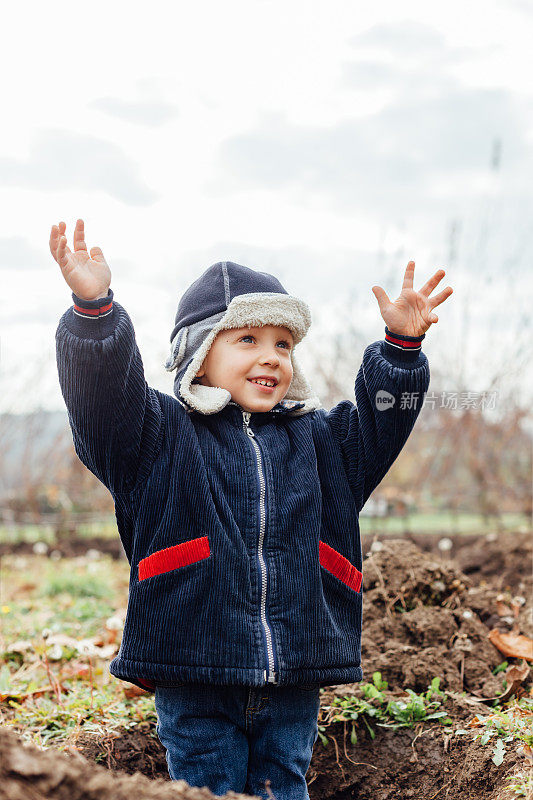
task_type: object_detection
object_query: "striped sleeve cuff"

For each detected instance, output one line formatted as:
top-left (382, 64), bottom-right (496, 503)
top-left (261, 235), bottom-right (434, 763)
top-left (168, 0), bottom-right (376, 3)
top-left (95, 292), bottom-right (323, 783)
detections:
top-left (72, 288), bottom-right (114, 318)
top-left (383, 326), bottom-right (425, 363)
top-left (66, 288), bottom-right (116, 339)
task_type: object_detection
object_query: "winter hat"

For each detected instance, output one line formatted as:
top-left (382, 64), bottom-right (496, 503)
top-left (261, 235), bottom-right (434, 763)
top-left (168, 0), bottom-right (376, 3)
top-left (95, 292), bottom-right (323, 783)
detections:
top-left (164, 261), bottom-right (322, 416)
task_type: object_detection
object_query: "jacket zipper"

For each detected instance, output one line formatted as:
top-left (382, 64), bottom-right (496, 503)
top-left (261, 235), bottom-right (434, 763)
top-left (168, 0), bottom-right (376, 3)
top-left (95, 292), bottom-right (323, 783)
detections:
top-left (242, 410), bottom-right (278, 685)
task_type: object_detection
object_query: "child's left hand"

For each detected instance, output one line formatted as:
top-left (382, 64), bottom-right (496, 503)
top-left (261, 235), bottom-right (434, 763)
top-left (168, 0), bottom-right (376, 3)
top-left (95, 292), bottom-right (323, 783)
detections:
top-left (372, 261), bottom-right (453, 337)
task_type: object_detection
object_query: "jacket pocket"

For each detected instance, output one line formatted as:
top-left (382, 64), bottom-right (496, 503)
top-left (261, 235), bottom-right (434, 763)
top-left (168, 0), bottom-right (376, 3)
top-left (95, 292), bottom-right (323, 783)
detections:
top-left (138, 536), bottom-right (211, 581)
top-left (319, 540), bottom-right (362, 593)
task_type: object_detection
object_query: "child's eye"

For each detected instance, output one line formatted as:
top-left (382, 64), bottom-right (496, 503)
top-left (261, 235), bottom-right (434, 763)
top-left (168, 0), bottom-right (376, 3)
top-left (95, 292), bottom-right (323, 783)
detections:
top-left (239, 335), bottom-right (291, 349)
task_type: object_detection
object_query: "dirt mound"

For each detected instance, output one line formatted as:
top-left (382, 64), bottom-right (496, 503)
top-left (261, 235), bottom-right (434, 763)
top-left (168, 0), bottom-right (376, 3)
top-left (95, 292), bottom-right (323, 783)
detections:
top-left (357, 538), bottom-right (530, 696)
top-left (450, 531), bottom-right (532, 593)
top-left (388, 530), bottom-right (532, 594)
top-left (73, 722), bottom-right (168, 779)
top-left (0, 726), bottom-right (259, 799)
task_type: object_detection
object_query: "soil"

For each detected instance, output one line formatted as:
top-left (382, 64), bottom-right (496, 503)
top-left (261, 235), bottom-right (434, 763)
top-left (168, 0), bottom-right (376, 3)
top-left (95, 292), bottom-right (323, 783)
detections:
top-left (0, 726), bottom-right (257, 799)
top-left (1, 530), bottom-right (531, 799)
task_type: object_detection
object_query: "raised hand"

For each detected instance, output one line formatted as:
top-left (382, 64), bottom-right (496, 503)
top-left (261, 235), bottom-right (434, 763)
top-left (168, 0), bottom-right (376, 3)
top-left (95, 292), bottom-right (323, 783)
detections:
top-left (49, 219), bottom-right (111, 301)
top-left (372, 261), bottom-right (453, 337)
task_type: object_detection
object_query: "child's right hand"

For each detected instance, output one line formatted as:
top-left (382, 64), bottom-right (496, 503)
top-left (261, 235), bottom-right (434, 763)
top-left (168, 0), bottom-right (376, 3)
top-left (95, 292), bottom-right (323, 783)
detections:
top-left (50, 219), bottom-right (112, 301)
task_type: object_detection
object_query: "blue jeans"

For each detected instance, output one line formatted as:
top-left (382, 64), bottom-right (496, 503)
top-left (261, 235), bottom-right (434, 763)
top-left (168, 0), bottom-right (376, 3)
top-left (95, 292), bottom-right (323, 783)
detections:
top-left (154, 682), bottom-right (321, 799)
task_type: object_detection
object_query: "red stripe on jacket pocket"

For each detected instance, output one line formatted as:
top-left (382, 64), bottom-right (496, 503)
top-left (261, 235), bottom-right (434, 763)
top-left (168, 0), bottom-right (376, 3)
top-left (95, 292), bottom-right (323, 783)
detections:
top-left (138, 536), bottom-right (211, 581)
top-left (319, 541), bottom-right (363, 593)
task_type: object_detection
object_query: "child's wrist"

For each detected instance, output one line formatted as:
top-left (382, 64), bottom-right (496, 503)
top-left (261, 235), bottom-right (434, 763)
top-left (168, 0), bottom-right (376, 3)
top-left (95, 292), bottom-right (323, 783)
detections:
top-left (385, 326), bottom-right (425, 344)
top-left (383, 326), bottom-right (425, 362)
top-left (72, 288), bottom-right (114, 319)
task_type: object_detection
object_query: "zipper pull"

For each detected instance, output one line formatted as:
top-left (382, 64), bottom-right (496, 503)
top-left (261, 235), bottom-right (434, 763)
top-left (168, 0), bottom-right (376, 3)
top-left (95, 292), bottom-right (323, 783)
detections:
top-left (242, 411), bottom-right (255, 437)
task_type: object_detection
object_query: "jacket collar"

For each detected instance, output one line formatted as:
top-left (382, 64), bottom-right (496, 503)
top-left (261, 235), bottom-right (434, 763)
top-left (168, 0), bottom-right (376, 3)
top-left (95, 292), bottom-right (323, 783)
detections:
top-left (227, 399), bottom-right (307, 416)
top-left (175, 389), bottom-right (308, 418)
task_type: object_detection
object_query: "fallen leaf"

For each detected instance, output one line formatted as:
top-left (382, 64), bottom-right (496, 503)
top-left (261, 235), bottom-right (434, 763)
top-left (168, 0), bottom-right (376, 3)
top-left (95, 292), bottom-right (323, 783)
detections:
top-left (522, 744), bottom-right (533, 765)
top-left (123, 684), bottom-right (149, 698)
top-left (488, 630), bottom-right (533, 660)
top-left (468, 661), bottom-right (530, 704)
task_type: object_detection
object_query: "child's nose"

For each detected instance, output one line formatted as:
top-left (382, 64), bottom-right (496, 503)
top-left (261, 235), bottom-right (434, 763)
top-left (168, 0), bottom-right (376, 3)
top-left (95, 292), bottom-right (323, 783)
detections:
top-left (260, 349), bottom-right (280, 365)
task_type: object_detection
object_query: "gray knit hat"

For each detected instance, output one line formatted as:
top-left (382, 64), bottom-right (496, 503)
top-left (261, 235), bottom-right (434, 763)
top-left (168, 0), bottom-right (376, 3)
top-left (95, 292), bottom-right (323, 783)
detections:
top-left (164, 261), bottom-right (322, 416)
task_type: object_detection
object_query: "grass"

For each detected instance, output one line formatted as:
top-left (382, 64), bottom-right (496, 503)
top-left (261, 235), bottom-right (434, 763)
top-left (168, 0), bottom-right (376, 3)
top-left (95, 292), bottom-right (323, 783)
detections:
top-left (1, 678), bottom-right (158, 750)
top-left (0, 515), bottom-right (118, 545)
top-left (359, 511), bottom-right (530, 536)
top-left (1, 554), bottom-right (129, 643)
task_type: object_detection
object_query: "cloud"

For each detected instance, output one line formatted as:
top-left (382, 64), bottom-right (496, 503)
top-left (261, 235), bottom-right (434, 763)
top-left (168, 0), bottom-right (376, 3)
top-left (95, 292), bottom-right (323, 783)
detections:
top-left (346, 20), bottom-right (454, 57)
top-left (0, 129), bottom-right (159, 205)
top-left (342, 20), bottom-right (500, 92)
top-left (211, 89), bottom-right (530, 220)
top-left (209, 19), bottom-right (531, 225)
top-left (88, 97), bottom-right (179, 126)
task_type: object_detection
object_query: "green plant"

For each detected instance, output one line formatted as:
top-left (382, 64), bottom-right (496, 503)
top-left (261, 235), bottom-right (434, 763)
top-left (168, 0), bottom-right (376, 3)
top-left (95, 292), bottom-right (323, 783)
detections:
top-left (454, 696), bottom-right (533, 794)
top-left (504, 770), bottom-right (533, 798)
top-left (318, 673), bottom-right (452, 746)
top-left (493, 661), bottom-right (509, 675)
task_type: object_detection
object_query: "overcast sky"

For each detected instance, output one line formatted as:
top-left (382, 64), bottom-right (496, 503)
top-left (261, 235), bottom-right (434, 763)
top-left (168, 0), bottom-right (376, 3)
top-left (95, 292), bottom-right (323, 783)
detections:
top-left (0, 0), bottom-right (531, 414)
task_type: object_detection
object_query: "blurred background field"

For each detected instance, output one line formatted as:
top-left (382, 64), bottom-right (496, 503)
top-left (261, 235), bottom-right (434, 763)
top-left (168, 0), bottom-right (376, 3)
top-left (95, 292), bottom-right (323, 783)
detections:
top-left (0, 510), bottom-right (530, 547)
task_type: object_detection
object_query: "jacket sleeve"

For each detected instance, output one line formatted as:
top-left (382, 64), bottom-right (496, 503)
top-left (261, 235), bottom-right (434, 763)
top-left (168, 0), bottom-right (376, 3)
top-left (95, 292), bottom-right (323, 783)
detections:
top-left (55, 289), bottom-right (163, 497)
top-left (323, 327), bottom-right (430, 513)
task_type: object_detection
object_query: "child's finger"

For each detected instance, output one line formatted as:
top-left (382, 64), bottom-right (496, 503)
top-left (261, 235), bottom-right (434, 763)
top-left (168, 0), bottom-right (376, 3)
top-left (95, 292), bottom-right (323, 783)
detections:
top-left (90, 246), bottom-right (106, 262)
top-left (402, 261), bottom-right (415, 291)
top-left (429, 286), bottom-right (453, 308)
top-left (50, 221), bottom-right (67, 263)
top-left (57, 234), bottom-right (73, 269)
top-left (73, 218), bottom-right (87, 252)
top-left (419, 269), bottom-right (446, 297)
top-left (49, 225), bottom-right (60, 261)
top-left (372, 285), bottom-right (391, 313)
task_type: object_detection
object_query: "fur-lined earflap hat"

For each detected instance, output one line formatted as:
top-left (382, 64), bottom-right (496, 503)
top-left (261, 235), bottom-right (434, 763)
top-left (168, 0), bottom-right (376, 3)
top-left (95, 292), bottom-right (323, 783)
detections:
top-left (164, 261), bottom-right (322, 416)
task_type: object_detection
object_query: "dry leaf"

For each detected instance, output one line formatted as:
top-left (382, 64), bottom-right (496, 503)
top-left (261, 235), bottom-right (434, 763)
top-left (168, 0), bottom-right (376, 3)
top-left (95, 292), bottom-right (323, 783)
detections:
top-left (488, 630), bottom-right (533, 660)
top-left (468, 661), bottom-right (530, 704)
top-left (123, 684), bottom-right (148, 698)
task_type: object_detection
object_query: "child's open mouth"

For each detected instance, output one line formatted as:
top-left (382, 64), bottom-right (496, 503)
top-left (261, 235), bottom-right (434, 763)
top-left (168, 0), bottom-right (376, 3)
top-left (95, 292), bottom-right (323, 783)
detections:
top-left (247, 378), bottom-right (277, 393)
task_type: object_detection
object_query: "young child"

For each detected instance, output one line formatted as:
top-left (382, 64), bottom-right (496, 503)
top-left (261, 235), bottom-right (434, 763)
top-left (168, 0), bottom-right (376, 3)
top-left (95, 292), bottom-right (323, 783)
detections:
top-left (51, 219), bottom-right (452, 800)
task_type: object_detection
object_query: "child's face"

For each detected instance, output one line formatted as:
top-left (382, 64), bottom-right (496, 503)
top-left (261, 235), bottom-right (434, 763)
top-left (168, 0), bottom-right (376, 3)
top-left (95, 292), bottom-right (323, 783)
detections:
top-left (195, 325), bottom-right (295, 413)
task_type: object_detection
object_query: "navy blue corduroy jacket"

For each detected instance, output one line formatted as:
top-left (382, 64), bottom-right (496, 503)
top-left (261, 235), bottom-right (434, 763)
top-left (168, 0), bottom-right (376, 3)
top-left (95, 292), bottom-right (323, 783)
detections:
top-left (55, 296), bottom-right (429, 690)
